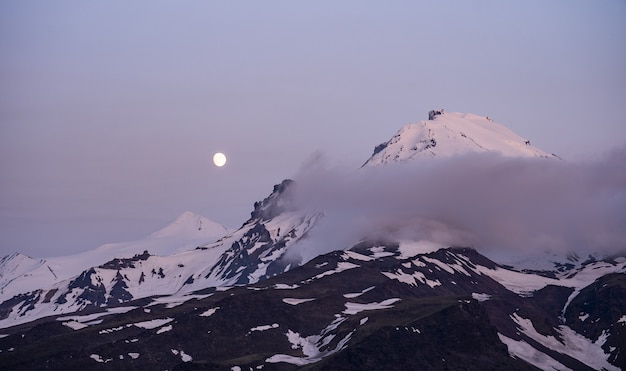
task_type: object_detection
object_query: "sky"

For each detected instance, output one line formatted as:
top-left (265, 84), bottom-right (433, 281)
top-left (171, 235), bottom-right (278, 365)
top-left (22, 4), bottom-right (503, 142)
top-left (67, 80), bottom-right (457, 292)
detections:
top-left (1, 1), bottom-right (625, 258)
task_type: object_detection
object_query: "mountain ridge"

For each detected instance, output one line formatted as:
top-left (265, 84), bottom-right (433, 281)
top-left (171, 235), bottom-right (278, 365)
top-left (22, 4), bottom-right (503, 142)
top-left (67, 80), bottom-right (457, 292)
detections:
top-left (0, 110), bottom-right (623, 369)
top-left (0, 243), bottom-right (623, 370)
top-left (0, 211), bottom-right (230, 305)
top-left (0, 184), bottom-right (320, 328)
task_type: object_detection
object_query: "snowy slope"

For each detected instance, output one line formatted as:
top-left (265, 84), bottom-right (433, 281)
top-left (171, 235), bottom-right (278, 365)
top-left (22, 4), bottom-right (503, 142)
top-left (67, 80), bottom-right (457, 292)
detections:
top-left (0, 183), bottom-right (320, 328)
top-left (0, 211), bottom-right (229, 303)
top-left (0, 253), bottom-right (47, 294)
top-left (363, 110), bottom-right (556, 166)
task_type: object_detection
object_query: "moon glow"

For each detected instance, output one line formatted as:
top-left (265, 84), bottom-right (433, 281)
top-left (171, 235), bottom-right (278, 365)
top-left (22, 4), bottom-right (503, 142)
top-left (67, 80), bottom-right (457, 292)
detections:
top-left (213, 152), bottom-right (227, 167)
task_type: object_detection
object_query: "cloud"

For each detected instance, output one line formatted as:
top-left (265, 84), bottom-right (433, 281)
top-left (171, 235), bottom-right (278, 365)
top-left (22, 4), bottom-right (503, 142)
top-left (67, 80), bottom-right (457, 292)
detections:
top-left (286, 147), bottom-right (626, 262)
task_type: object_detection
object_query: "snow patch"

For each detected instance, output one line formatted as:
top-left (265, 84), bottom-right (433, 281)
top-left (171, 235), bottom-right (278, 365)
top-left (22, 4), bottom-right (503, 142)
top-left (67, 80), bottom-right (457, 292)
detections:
top-left (156, 324), bottom-right (173, 334)
top-left (148, 293), bottom-right (212, 308)
top-left (274, 283), bottom-right (299, 289)
top-left (368, 246), bottom-right (395, 258)
top-left (471, 293), bottom-right (491, 302)
top-left (397, 240), bottom-right (445, 259)
top-left (132, 318), bottom-right (174, 330)
top-left (99, 325), bottom-right (131, 334)
top-left (343, 286), bottom-right (375, 299)
top-left (128, 352), bottom-right (140, 359)
top-left (312, 262), bottom-right (359, 280)
top-left (199, 307), bottom-right (220, 317)
top-left (250, 323), bottom-right (280, 332)
top-left (382, 269), bottom-right (440, 288)
top-left (62, 321), bottom-right (89, 330)
top-left (343, 298), bottom-right (401, 315)
top-left (90, 354), bottom-right (112, 363)
top-left (283, 298), bottom-right (315, 305)
top-left (342, 251), bottom-right (374, 261)
top-left (171, 348), bottom-right (193, 362)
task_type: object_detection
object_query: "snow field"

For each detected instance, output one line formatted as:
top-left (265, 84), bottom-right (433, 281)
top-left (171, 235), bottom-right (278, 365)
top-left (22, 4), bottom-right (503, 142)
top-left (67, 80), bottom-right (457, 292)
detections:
top-left (265, 316), bottom-right (353, 366)
top-left (506, 313), bottom-right (618, 371)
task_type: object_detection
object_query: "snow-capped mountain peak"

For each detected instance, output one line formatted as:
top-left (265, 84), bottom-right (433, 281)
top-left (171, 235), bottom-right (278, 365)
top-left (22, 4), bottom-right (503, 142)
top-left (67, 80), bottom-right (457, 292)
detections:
top-left (363, 110), bottom-right (557, 166)
top-left (0, 253), bottom-right (45, 285)
top-left (149, 211), bottom-right (229, 239)
top-left (0, 212), bottom-right (230, 305)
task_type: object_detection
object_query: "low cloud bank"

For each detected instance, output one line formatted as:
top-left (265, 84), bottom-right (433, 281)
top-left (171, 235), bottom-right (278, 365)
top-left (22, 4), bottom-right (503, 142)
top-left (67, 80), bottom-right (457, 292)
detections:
top-left (287, 147), bottom-right (626, 262)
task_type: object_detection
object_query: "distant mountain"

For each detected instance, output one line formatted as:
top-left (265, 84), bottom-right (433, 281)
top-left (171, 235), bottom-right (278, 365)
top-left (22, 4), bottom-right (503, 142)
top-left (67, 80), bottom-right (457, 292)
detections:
top-left (148, 211), bottom-right (228, 239)
top-left (362, 110), bottom-right (557, 167)
top-left (0, 110), bottom-right (623, 370)
top-left (0, 211), bottom-right (229, 304)
top-left (0, 182), bottom-right (319, 328)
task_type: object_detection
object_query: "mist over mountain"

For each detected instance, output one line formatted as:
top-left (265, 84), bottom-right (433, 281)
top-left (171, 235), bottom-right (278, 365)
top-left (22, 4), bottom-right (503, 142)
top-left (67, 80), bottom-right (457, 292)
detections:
top-left (287, 119), bottom-right (626, 263)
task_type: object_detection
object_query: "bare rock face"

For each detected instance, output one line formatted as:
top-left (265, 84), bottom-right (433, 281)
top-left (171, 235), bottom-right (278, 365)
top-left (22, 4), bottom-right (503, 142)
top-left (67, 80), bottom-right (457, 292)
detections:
top-left (428, 109), bottom-right (445, 120)
top-left (249, 179), bottom-right (296, 222)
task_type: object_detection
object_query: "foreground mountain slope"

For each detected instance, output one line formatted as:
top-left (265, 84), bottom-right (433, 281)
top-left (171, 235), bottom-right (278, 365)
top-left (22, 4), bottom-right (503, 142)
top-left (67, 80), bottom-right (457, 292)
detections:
top-left (0, 242), bottom-right (622, 370)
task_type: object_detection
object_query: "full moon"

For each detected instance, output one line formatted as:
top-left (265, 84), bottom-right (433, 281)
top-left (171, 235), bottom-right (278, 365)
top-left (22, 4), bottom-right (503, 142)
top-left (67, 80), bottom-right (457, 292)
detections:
top-left (213, 152), bottom-right (227, 167)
